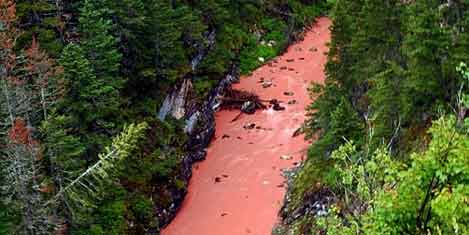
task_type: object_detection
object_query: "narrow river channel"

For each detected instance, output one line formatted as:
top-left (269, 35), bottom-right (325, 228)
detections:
top-left (163, 17), bottom-right (331, 235)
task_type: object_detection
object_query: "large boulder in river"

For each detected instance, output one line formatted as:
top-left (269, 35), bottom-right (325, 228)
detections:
top-left (241, 101), bottom-right (256, 114)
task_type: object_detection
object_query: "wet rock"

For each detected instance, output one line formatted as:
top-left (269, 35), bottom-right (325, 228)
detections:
top-left (273, 103), bottom-right (286, 111)
top-left (286, 59), bottom-right (295, 62)
top-left (158, 78), bottom-right (193, 120)
top-left (191, 29), bottom-right (216, 71)
top-left (222, 134), bottom-right (230, 139)
top-left (269, 99), bottom-right (279, 105)
top-left (190, 150), bottom-right (207, 162)
top-left (156, 65), bottom-right (240, 228)
top-left (244, 123), bottom-right (256, 129)
top-left (280, 66), bottom-right (288, 70)
top-left (283, 91), bottom-right (294, 96)
top-left (241, 101), bottom-right (256, 114)
top-left (299, 57), bottom-right (305, 60)
top-left (288, 68), bottom-right (295, 71)
top-left (262, 80), bottom-right (273, 88)
top-left (280, 155), bottom-right (293, 160)
top-left (214, 177), bottom-right (222, 183)
top-left (292, 127), bottom-right (303, 137)
top-left (288, 100), bottom-right (297, 105)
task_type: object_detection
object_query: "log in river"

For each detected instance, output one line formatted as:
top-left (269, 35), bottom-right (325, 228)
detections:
top-left (162, 17), bottom-right (331, 235)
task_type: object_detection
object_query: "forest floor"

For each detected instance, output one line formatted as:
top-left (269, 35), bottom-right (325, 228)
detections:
top-left (162, 17), bottom-right (331, 235)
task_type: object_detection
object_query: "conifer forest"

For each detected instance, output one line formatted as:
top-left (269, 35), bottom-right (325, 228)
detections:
top-left (0, 0), bottom-right (468, 235)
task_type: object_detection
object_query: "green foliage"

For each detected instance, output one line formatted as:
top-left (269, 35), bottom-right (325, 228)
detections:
top-left (79, 0), bottom-right (122, 82)
top-left (331, 142), bottom-right (399, 205)
top-left (303, 116), bottom-right (468, 235)
top-left (367, 116), bottom-right (468, 235)
top-left (306, 93), bottom-right (364, 158)
top-left (72, 185), bottom-right (128, 235)
top-left (50, 122), bottom-right (148, 220)
top-left (239, 17), bottom-right (287, 74)
top-left (284, 1), bottom-right (469, 234)
top-left (131, 195), bottom-right (153, 222)
top-left (15, 0), bottom-right (63, 56)
top-left (0, 203), bottom-right (16, 235)
top-left (2, 0), bottom-right (330, 233)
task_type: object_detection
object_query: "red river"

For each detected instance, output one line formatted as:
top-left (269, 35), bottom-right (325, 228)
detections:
top-left (162, 17), bottom-right (331, 235)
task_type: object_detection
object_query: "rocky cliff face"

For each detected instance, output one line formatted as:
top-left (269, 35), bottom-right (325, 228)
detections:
top-left (155, 64), bottom-right (239, 228)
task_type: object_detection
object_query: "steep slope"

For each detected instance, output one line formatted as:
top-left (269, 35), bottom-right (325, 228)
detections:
top-left (162, 17), bottom-right (331, 235)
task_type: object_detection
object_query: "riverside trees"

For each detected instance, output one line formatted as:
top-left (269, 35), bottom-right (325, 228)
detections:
top-left (281, 1), bottom-right (469, 234)
top-left (1, 0), bottom-right (329, 234)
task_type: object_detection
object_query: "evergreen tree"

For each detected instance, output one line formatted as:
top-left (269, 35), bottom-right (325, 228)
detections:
top-left (79, 0), bottom-right (122, 83)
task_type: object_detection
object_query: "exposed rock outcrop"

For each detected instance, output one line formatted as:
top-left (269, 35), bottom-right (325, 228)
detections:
top-left (155, 64), bottom-right (240, 227)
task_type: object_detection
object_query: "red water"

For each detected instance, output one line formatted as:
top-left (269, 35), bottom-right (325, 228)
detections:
top-left (162, 17), bottom-right (331, 235)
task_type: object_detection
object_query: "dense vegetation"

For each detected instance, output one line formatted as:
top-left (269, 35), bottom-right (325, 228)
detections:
top-left (279, 0), bottom-right (469, 235)
top-left (0, 0), bottom-right (329, 234)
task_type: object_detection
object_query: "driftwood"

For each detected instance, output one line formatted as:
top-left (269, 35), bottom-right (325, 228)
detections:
top-left (220, 88), bottom-right (283, 110)
top-left (220, 88), bottom-right (267, 110)
top-left (221, 88), bottom-right (286, 122)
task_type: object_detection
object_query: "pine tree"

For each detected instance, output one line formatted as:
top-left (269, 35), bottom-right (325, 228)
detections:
top-left (402, 0), bottom-right (448, 121)
top-left (79, 0), bottom-right (122, 83)
top-left (15, 0), bottom-right (63, 56)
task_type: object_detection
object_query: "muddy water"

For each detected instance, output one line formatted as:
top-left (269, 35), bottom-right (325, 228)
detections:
top-left (162, 17), bottom-right (331, 235)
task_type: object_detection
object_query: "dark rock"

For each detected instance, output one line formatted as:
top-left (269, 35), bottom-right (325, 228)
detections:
top-left (273, 103), bottom-right (286, 111)
top-left (156, 64), bottom-right (240, 229)
top-left (262, 81), bottom-right (273, 88)
top-left (244, 123), bottom-right (256, 129)
top-left (280, 66), bottom-right (288, 70)
top-left (241, 101), bottom-right (256, 114)
top-left (286, 59), bottom-right (295, 62)
top-left (288, 100), bottom-right (297, 105)
top-left (283, 91), bottom-right (294, 96)
top-left (215, 177), bottom-right (222, 183)
top-left (292, 127), bottom-right (303, 137)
